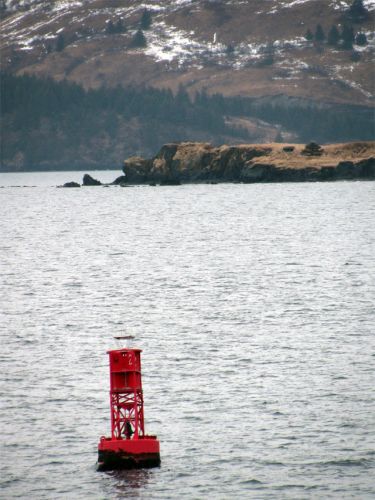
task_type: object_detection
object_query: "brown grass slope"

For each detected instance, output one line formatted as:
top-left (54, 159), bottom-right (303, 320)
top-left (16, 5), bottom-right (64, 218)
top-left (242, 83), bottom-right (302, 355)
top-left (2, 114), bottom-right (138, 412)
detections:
top-left (1, 0), bottom-right (374, 105)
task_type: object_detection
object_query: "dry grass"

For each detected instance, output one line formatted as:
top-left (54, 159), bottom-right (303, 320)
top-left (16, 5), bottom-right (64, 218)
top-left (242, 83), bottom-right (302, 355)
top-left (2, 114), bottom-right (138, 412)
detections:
top-left (2, 0), bottom-right (374, 105)
top-left (235, 141), bottom-right (375, 169)
top-left (161, 140), bottom-right (375, 171)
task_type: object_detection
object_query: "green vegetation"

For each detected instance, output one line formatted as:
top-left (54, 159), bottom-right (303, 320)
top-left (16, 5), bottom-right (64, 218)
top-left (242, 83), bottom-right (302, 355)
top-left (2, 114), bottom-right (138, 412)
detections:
top-left (304, 29), bottom-right (314, 41)
top-left (0, 73), bottom-right (373, 171)
top-left (130, 29), bottom-right (147, 48)
top-left (327, 25), bottom-right (340, 46)
top-left (341, 24), bottom-right (355, 49)
top-left (355, 32), bottom-right (368, 45)
top-left (346, 0), bottom-right (369, 22)
top-left (56, 33), bottom-right (65, 52)
top-left (0, 73), bottom-right (246, 170)
top-left (140, 9), bottom-right (152, 30)
top-left (106, 19), bottom-right (126, 35)
top-left (315, 24), bottom-right (325, 43)
top-left (305, 22), bottom-right (367, 50)
top-left (218, 95), bottom-right (373, 144)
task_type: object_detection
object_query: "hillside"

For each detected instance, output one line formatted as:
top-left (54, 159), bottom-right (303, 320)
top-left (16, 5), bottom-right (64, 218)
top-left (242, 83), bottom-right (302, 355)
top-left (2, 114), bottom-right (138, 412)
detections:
top-left (1, 0), bottom-right (374, 170)
top-left (1, 0), bottom-right (374, 104)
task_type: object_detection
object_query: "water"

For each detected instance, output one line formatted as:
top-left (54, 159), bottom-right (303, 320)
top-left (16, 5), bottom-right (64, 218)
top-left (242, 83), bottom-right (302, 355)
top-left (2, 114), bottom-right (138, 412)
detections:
top-left (1, 172), bottom-right (374, 499)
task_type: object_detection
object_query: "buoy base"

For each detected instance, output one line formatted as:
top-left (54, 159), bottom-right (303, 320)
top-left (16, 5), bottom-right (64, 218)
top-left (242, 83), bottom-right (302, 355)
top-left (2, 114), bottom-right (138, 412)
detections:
top-left (97, 436), bottom-right (160, 471)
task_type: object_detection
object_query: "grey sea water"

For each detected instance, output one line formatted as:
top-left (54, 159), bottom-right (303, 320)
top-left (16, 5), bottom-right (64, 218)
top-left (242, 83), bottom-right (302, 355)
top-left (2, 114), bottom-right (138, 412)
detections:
top-left (0, 172), bottom-right (374, 499)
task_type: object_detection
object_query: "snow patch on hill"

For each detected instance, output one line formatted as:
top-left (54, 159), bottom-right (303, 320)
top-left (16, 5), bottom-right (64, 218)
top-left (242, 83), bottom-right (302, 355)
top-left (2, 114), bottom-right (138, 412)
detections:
top-left (4, 0), bottom-right (375, 12)
top-left (143, 21), bottom-right (312, 70)
top-left (145, 22), bottom-right (206, 64)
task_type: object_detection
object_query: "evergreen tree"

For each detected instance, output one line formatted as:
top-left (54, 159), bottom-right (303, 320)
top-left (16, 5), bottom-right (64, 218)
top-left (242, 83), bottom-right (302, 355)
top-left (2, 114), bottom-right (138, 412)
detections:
top-left (106, 20), bottom-right (115, 34)
top-left (341, 24), bottom-right (355, 49)
top-left (130, 30), bottom-right (147, 48)
top-left (140, 9), bottom-right (152, 30)
top-left (327, 25), bottom-right (340, 46)
top-left (115, 19), bottom-right (126, 33)
top-left (226, 43), bottom-right (235, 55)
top-left (261, 42), bottom-right (275, 66)
top-left (56, 33), bottom-right (65, 52)
top-left (355, 32), bottom-right (368, 46)
top-left (347, 0), bottom-right (369, 22)
top-left (0, 0), bottom-right (6, 14)
top-left (315, 24), bottom-right (325, 43)
top-left (304, 29), bottom-right (314, 41)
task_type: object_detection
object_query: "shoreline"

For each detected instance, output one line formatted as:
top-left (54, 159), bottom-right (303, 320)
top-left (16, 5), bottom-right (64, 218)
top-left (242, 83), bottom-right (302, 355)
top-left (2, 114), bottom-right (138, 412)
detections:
top-left (115, 141), bottom-right (375, 185)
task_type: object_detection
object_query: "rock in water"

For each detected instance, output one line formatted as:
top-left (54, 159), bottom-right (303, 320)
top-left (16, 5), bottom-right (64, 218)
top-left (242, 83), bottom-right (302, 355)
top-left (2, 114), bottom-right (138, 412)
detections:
top-left (83, 174), bottom-right (102, 186)
top-left (58, 181), bottom-right (81, 188)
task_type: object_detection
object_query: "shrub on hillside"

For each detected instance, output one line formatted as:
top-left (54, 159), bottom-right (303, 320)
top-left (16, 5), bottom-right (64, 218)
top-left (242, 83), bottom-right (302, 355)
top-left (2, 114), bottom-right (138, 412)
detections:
top-left (301, 142), bottom-right (324, 156)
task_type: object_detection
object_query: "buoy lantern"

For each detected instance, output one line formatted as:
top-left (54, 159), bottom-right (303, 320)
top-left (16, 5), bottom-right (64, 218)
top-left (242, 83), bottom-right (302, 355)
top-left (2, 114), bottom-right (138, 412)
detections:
top-left (97, 347), bottom-right (160, 470)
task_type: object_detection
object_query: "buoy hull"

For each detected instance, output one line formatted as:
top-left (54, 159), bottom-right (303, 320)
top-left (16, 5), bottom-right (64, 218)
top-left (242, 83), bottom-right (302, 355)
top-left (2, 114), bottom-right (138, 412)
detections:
top-left (97, 436), bottom-right (160, 471)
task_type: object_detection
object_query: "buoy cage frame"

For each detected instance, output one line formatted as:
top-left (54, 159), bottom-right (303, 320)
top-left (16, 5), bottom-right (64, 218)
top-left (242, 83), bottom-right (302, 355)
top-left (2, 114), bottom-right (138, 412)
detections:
top-left (97, 347), bottom-right (160, 471)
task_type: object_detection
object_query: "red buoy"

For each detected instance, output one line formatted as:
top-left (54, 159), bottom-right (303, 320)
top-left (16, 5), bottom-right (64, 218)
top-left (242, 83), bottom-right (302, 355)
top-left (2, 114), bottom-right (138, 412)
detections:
top-left (97, 345), bottom-right (160, 470)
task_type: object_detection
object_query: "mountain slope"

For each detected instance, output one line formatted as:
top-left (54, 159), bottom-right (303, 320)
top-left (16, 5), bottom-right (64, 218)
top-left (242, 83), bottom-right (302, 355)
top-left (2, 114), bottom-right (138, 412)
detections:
top-left (1, 0), bottom-right (374, 105)
top-left (1, 0), bottom-right (374, 171)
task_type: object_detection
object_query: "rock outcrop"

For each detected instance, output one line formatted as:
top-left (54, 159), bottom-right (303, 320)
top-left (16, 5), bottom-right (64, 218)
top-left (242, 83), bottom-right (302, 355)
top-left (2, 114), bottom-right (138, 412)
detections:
top-left (59, 181), bottom-right (81, 188)
top-left (121, 141), bottom-right (375, 184)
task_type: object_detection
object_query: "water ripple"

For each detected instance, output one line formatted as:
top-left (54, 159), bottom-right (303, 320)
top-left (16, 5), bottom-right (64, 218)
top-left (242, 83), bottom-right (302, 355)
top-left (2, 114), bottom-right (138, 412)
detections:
top-left (0, 176), bottom-right (374, 498)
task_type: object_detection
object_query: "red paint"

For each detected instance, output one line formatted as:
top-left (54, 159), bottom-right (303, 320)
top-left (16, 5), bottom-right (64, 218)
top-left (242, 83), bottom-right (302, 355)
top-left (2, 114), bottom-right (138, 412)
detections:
top-left (97, 348), bottom-right (160, 470)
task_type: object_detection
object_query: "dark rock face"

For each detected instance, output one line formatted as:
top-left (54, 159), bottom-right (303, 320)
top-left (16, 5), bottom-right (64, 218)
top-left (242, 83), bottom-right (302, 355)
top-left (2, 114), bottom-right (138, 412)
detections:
top-left (358, 158), bottom-right (375, 178)
top-left (120, 142), bottom-right (375, 184)
top-left (60, 181), bottom-right (81, 188)
top-left (160, 179), bottom-right (181, 186)
top-left (122, 156), bottom-right (153, 183)
top-left (83, 174), bottom-right (102, 186)
top-left (112, 175), bottom-right (127, 185)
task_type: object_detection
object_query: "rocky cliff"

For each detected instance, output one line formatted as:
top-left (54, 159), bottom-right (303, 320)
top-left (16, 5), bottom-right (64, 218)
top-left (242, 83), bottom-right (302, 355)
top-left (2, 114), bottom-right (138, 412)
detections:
top-left (120, 141), bottom-right (375, 184)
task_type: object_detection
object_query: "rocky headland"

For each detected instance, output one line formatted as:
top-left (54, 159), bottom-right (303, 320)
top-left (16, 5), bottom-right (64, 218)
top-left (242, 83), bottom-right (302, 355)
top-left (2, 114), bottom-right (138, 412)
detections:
top-left (118, 141), bottom-right (375, 184)
top-left (61, 141), bottom-right (375, 187)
